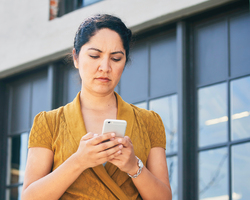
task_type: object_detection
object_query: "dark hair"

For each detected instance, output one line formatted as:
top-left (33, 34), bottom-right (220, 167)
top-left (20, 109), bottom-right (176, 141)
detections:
top-left (73, 14), bottom-right (132, 64)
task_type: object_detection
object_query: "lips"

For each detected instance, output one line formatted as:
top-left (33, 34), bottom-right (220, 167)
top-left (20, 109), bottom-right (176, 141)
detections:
top-left (95, 77), bottom-right (111, 82)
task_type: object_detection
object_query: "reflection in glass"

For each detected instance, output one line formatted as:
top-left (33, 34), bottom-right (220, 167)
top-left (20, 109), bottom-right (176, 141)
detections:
top-left (198, 83), bottom-right (227, 147)
top-left (133, 102), bottom-right (147, 109)
top-left (231, 76), bottom-right (250, 140)
top-left (149, 95), bottom-right (178, 153)
top-left (167, 156), bottom-right (178, 200)
top-left (232, 143), bottom-right (250, 200)
top-left (84, 0), bottom-right (102, 6)
top-left (6, 186), bottom-right (22, 200)
top-left (199, 148), bottom-right (228, 200)
top-left (6, 133), bottom-right (28, 185)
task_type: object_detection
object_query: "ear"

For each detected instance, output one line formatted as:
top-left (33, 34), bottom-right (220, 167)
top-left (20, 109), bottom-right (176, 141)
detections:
top-left (72, 48), bottom-right (79, 69)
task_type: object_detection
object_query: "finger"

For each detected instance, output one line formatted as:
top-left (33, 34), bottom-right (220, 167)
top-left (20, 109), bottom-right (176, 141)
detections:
top-left (125, 136), bottom-right (132, 144)
top-left (91, 132), bottom-right (116, 145)
top-left (96, 138), bottom-right (122, 153)
top-left (118, 136), bottom-right (132, 148)
top-left (81, 132), bottom-right (96, 141)
top-left (99, 144), bottom-right (123, 159)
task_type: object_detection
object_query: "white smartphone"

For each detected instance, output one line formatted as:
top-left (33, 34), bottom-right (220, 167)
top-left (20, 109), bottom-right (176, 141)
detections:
top-left (102, 119), bottom-right (127, 137)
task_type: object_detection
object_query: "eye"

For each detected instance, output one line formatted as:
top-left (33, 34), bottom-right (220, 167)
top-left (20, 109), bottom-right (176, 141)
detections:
top-left (89, 55), bottom-right (99, 59)
top-left (112, 57), bottom-right (122, 62)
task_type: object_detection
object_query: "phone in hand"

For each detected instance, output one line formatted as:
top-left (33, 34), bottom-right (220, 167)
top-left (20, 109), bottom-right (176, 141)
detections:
top-left (102, 119), bottom-right (127, 138)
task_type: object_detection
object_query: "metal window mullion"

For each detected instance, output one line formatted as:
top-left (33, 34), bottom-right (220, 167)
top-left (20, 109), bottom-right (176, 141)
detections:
top-left (147, 42), bottom-right (151, 110)
top-left (176, 21), bottom-right (187, 200)
top-left (227, 15), bottom-right (232, 200)
top-left (48, 64), bottom-right (56, 110)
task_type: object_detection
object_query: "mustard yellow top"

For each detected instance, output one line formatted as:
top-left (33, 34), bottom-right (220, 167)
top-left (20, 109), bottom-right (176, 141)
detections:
top-left (28, 92), bottom-right (166, 200)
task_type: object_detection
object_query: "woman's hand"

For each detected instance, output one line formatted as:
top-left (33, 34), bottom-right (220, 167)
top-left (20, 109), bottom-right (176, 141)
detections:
top-left (108, 136), bottom-right (138, 175)
top-left (74, 132), bottom-right (123, 169)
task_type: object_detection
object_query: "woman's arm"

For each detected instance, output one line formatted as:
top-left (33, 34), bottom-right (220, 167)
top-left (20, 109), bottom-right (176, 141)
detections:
top-left (22, 132), bottom-right (123, 200)
top-left (134, 147), bottom-right (172, 199)
top-left (110, 137), bottom-right (172, 200)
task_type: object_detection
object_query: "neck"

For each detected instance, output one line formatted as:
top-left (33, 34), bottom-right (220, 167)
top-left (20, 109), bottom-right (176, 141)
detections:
top-left (80, 89), bottom-right (117, 111)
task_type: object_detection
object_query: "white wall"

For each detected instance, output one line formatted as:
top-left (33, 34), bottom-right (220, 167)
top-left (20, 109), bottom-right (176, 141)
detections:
top-left (0, 0), bottom-right (233, 78)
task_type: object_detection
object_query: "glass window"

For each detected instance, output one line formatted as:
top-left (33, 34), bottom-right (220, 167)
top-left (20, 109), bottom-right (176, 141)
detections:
top-left (5, 186), bottom-right (22, 200)
top-left (149, 95), bottom-right (178, 153)
top-left (230, 76), bottom-right (250, 141)
top-left (84, 0), bottom-right (101, 6)
top-left (198, 83), bottom-right (228, 147)
top-left (150, 34), bottom-right (177, 96)
top-left (230, 13), bottom-right (250, 77)
top-left (195, 20), bottom-right (228, 86)
top-left (231, 142), bottom-right (250, 199)
top-left (10, 81), bottom-right (31, 133)
top-left (199, 148), bottom-right (228, 200)
top-left (6, 133), bottom-right (29, 186)
top-left (167, 156), bottom-right (178, 200)
top-left (120, 43), bottom-right (148, 103)
top-left (63, 66), bottom-right (81, 104)
top-left (133, 102), bottom-right (147, 110)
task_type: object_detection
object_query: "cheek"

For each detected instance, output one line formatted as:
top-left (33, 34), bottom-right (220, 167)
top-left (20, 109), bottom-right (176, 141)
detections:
top-left (115, 66), bottom-right (125, 80)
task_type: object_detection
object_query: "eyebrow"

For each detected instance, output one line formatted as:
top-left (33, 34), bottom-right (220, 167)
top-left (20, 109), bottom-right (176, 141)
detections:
top-left (88, 48), bottom-right (124, 55)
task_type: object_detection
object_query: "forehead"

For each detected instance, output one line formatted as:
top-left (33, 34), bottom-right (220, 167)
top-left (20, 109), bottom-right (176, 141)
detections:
top-left (85, 28), bottom-right (124, 50)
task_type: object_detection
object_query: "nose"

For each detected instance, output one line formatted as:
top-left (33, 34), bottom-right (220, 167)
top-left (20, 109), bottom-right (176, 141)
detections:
top-left (98, 57), bottom-right (111, 72)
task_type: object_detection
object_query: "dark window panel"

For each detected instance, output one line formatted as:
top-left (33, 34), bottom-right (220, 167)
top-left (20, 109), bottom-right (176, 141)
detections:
top-left (195, 20), bottom-right (228, 86)
top-left (120, 43), bottom-right (148, 103)
top-left (6, 133), bottom-right (28, 186)
top-left (5, 185), bottom-right (23, 200)
top-left (10, 81), bottom-right (31, 134)
top-left (150, 34), bottom-right (177, 97)
top-left (63, 67), bottom-right (81, 105)
top-left (230, 13), bottom-right (250, 77)
top-left (31, 73), bottom-right (50, 122)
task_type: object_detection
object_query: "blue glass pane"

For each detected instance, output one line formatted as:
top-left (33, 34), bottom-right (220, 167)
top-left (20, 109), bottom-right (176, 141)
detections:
top-left (195, 20), bottom-right (228, 85)
top-left (84, 0), bottom-right (102, 6)
top-left (230, 13), bottom-right (250, 77)
top-left (11, 81), bottom-right (31, 133)
top-left (6, 133), bottom-right (29, 185)
top-left (31, 73), bottom-right (50, 121)
top-left (150, 34), bottom-right (177, 96)
top-left (199, 148), bottom-right (228, 200)
top-left (120, 43), bottom-right (148, 103)
top-left (232, 143), bottom-right (250, 199)
top-left (167, 156), bottom-right (178, 200)
top-left (64, 67), bottom-right (81, 104)
top-left (198, 83), bottom-right (227, 147)
top-left (230, 76), bottom-right (250, 141)
top-left (133, 102), bottom-right (147, 109)
top-left (149, 95), bottom-right (178, 153)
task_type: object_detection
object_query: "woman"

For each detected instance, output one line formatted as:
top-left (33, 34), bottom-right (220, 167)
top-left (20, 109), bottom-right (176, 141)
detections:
top-left (22, 14), bottom-right (172, 200)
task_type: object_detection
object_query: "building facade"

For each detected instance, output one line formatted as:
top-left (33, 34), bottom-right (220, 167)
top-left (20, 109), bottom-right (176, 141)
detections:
top-left (0, 0), bottom-right (250, 199)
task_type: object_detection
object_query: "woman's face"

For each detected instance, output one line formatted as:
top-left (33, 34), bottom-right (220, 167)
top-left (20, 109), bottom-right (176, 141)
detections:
top-left (73, 28), bottom-right (126, 96)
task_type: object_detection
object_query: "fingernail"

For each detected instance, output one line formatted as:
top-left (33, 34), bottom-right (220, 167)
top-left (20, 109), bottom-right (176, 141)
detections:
top-left (118, 138), bottom-right (122, 143)
top-left (93, 134), bottom-right (98, 137)
top-left (111, 133), bottom-right (115, 137)
top-left (119, 145), bottom-right (123, 149)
